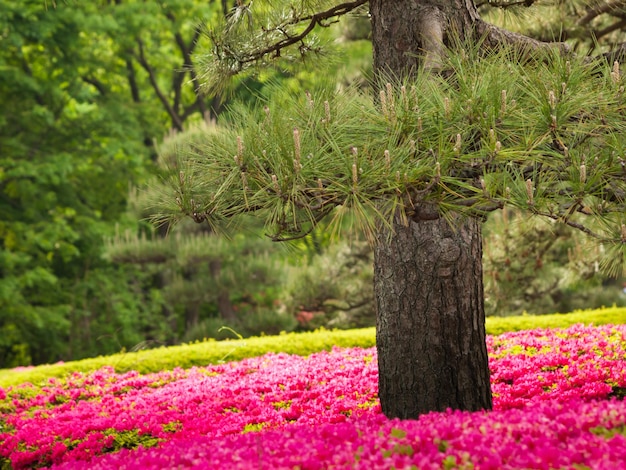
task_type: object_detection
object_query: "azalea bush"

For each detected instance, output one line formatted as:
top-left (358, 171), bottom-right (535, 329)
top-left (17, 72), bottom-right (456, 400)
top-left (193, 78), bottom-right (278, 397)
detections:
top-left (1, 323), bottom-right (625, 469)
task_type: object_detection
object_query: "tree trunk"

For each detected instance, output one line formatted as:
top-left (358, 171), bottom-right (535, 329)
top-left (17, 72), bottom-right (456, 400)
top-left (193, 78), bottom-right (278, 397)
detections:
top-left (374, 216), bottom-right (492, 418)
top-left (370, 0), bottom-right (493, 418)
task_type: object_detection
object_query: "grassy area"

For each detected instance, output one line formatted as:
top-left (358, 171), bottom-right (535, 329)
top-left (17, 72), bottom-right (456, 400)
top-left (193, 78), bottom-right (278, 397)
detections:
top-left (0, 306), bottom-right (624, 389)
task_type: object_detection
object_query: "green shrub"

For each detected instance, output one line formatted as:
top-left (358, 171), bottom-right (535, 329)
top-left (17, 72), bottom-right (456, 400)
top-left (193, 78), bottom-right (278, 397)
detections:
top-left (483, 209), bottom-right (626, 317)
top-left (484, 305), bottom-right (626, 336)
top-left (1, 306), bottom-right (624, 389)
top-left (283, 240), bottom-right (375, 330)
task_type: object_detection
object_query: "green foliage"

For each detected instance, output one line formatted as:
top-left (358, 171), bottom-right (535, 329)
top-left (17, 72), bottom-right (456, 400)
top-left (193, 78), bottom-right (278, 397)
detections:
top-left (181, 308), bottom-right (298, 343)
top-left (160, 46), bottom-right (626, 278)
top-left (590, 423), bottom-right (626, 439)
top-left (0, 0), bottom-right (152, 365)
top-left (283, 239), bottom-right (375, 329)
top-left (1, 306), bottom-right (623, 389)
top-left (483, 208), bottom-right (626, 316)
top-left (106, 227), bottom-right (291, 343)
top-left (0, 0), bottom-right (241, 367)
top-left (484, 305), bottom-right (626, 336)
top-left (103, 429), bottom-right (162, 452)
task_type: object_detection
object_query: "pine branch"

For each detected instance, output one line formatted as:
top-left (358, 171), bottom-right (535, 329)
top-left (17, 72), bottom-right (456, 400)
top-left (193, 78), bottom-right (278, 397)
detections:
top-left (477, 0), bottom-right (538, 9)
top-left (125, 58), bottom-right (141, 103)
top-left (531, 210), bottom-right (609, 241)
top-left (578, 0), bottom-right (626, 27)
top-left (81, 76), bottom-right (107, 96)
top-left (158, 39), bottom-right (626, 256)
top-left (198, 0), bottom-right (367, 93)
top-left (237, 1), bottom-right (359, 59)
top-left (477, 20), bottom-right (572, 56)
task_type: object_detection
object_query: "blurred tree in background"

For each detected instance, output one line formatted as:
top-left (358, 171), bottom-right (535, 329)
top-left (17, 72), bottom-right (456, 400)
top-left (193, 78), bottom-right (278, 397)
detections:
top-left (0, 0), bottom-right (229, 366)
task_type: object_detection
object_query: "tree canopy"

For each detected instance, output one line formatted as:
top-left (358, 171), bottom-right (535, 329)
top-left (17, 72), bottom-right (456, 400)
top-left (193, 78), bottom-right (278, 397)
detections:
top-left (0, 0), bottom-right (226, 366)
top-left (154, 0), bottom-right (626, 418)
top-left (160, 44), bottom-right (626, 276)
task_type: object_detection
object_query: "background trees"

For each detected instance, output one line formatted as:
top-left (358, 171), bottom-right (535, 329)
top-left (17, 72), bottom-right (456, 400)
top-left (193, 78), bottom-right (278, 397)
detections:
top-left (0, 0), bottom-right (224, 366)
top-left (1, 0), bottom-right (625, 371)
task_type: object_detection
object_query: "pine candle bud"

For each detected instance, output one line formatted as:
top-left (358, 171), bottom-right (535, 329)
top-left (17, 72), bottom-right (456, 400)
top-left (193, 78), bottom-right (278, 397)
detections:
top-left (386, 83), bottom-right (394, 114)
top-left (384, 149), bottom-right (391, 170)
top-left (271, 174), bottom-right (280, 193)
top-left (622, 224), bottom-right (626, 243)
top-left (400, 85), bottom-right (407, 106)
top-left (495, 141), bottom-right (501, 153)
top-left (580, 163), bottom-right (586, 184)
top-left (179, 171), bottom-right (185, 187)
top-left (351, 147), bottom-right (359, 186)
top-left (612, 61), bottom-right (621, 84)
top-left (526, 179), bottom-right (534, 205)
top-left (549, 90), bottom-right (556, 110)
top-left (500, 90), bottom-right (507, 116)
top-left (305, 90), bottom-right (313, 108)
top-left (237, 136), bottom-right (243, 160)
top-left (380, 90), bottom-right (388, 117)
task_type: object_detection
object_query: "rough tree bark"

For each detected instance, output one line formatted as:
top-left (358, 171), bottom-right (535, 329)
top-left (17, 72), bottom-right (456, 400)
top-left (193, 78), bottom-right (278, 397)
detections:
top-left (370, 0), bottom-right (493, 418)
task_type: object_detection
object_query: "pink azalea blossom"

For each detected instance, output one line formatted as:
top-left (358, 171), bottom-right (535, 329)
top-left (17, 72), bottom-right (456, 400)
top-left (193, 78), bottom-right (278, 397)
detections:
top-left (0, 324), bottom-right (625, 469)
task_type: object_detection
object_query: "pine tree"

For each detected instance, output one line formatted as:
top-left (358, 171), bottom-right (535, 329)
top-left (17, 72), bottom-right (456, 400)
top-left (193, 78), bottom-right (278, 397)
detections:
top-left (154, 0), bottom-right (626, 418)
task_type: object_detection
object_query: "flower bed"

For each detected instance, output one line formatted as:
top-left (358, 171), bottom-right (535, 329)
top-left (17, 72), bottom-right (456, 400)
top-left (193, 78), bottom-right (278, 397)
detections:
top-left (1, 324), bottom-right (625, 468)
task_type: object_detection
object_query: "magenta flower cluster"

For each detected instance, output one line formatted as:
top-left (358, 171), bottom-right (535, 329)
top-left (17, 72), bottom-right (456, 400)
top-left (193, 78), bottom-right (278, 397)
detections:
top-left (1, 324), bottom-right (625, 469)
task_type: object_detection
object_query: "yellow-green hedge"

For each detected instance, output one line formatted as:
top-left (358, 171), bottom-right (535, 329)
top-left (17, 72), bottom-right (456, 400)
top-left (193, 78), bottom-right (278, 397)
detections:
top-left (0, 306), bottom-right (624, 389)
top-left (485, 306), bottom-right (626, 336)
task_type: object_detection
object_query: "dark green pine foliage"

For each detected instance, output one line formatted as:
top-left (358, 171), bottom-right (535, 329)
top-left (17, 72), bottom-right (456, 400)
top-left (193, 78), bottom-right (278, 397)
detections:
top-left (160, 45), bottom-right (626, 277)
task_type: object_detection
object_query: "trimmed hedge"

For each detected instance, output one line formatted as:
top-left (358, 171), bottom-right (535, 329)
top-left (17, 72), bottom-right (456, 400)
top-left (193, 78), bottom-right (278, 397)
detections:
top-left (0, 306), bottom-right (624, 389)
top-left (485, 306), bottom-right (626, 336)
